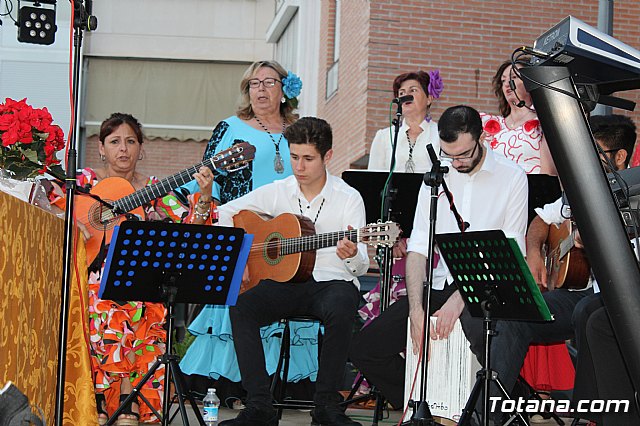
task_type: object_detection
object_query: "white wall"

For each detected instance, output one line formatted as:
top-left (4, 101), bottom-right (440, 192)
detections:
top-left (85, 0), bottom-right (274, 61)
top-left (0, 1), bottom-right (72, 141)
top-left (266, 0), bottom-right (320, 117)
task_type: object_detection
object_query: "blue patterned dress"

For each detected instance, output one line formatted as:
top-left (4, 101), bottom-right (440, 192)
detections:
top-left (179, 116), bottom-right (321, 383)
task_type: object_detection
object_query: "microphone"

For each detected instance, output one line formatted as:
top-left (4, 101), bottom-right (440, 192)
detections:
top-left (509, 80), bottom-right (527, 108)
top-left (392, 95), bottom-right (414, 104)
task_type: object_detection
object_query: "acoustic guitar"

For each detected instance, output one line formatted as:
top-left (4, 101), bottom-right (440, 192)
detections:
top-left (545, 220), bottom-right (591, 289)
top-left (233, 209), bottom-right (401, 293)
top-left (76, 142), bottom-right (255, 264)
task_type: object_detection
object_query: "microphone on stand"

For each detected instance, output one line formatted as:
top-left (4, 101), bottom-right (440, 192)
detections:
top-left (425, 144), bottom-right (471, 232)
top-left (392, 94), bottom-right (414, 104)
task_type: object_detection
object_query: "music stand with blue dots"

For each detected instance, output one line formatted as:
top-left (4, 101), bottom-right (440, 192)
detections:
top-left (99, 220), bottom-right (253, 426)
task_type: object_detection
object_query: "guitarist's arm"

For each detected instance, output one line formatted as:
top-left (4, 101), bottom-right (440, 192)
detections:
top-left (190, 166), bottom-right (215, 225)
top-left (527, 197), bottom-right (566, 288)
top-left (526, 215), bottom-right (550, 288)
top-left (337, 193), bottom-right (369, 277)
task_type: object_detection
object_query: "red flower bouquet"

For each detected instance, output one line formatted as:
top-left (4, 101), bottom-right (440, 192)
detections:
top-left (0, 98), bottom-right (65, 179)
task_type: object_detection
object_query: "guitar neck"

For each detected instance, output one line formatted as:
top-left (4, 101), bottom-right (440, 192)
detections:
top-left (280, 229), bottom-right (359, 255)
top-left (114, 158), bottom-right (216, 212)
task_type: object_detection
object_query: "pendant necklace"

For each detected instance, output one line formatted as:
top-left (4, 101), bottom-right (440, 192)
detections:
top-left (405, 129), bottom-right (416, 173)
top-left (255, 116), bottom-right (286, 174)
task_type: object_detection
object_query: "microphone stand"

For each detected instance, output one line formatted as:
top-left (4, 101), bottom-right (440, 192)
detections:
top-left (405, 145), bottom-right (468, 425)
top-left (378, 101), bottom-right (404, 311)
top-left (55, 2), bottom-right (96, 425)
top-left (404, 147), bottom-right (447, 426)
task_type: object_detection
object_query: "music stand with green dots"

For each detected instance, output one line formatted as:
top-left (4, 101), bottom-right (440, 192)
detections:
top-left (435, 229), bottom-right (552, 426)
top-left (99, 220), bottom-right (252, 426)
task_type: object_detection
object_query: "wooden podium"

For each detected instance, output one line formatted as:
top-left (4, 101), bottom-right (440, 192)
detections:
top-left (0, 190), bottom-right (96, 424)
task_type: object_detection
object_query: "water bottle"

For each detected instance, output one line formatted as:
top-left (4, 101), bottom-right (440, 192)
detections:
top-left (203, 387), bottom-right (220, 425)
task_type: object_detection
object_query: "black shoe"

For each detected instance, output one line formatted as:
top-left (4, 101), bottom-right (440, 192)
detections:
top-left (310, 405), bottom-right (362, 426)
top-left (219, 405), bottom-right (279, 426)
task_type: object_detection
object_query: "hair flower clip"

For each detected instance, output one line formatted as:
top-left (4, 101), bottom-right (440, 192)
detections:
top-left (428, 69), bottom-right (444, 99)
top-left (282, 71), bottom-right (303, 100)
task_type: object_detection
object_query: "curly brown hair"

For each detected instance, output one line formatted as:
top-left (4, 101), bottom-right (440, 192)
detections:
top-left (236, 60), bottom-right (299, 124)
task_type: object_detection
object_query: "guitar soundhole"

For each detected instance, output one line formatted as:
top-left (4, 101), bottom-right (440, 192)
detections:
top-left (88, 201), bottom-right (119, 231)
top-left (263, 233), bottom-right (283, 265)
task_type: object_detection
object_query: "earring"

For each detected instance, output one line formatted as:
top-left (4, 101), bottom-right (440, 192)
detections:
top-left (100, 154), bottom-right (105, 161)
top-left (281, 97), bottom-right (286, 104)
top-left (138, 153), bottom-right (144, 160)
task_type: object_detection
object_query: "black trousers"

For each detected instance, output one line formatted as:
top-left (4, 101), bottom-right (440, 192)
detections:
top-left (572, 293), bottom-right (640, 425)
top-left (348, 284), bottom-right (484, 409)
top-left (229, 278), bottom-right (361, 409)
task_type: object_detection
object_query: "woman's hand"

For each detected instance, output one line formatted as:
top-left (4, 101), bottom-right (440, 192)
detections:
top-left (193, 166), bottom-right (214, 201)
top-left (393, 237), bottom-right (408, 258)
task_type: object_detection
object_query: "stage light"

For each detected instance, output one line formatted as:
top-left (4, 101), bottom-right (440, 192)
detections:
top-left (17, 0), bottom-right (57, 45)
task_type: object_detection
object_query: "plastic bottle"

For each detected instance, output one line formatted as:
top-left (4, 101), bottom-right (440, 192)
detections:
top-left (203, 387), bottom-right (220, 425)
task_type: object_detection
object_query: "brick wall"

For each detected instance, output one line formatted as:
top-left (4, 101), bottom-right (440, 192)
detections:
top-left (318, 0), bottom-right (371, 174)
top-left (319, 0), bottom-right (640, 173)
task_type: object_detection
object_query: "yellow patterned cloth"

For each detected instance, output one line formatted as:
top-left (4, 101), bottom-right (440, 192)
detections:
top-left (0, 190), bottom-right (96, 424)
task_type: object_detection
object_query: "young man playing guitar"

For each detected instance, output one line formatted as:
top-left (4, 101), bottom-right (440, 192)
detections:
top-left (489, 114), bottom-right (638, 425)
top-left (218, 117), bottom-right (369, 426)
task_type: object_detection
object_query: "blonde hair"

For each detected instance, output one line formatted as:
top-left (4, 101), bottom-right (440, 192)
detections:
top-left (236, 60), bottom-right (299, 124)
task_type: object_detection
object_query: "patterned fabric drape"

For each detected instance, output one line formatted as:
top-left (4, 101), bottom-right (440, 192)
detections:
top-left (0, 190), bottom-right (96, 424)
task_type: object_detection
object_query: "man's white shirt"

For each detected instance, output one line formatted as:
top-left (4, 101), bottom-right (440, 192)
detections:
top-left (217, 172), bottom-right (369, 286)
top-left (407, 145), bottom-right (529, 290)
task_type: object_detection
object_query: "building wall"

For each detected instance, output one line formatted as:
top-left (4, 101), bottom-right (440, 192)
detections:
top-left (85, 0), bottom-right (275, 61)
top-left (319, 0), bottom-right (640, 173)
top-left (81, 0), bottom-right (276, 178)
top-left (317, 0), bottom-right (370, 174)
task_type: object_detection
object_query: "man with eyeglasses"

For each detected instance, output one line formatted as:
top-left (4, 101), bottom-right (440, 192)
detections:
top-left (349, 105), bottom-right (528, 412)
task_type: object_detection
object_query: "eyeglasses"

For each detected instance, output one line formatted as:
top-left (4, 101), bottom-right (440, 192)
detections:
top-left (602, 148), bottom-right (621, 154)
top-left (248, 78), bottom-right (281, 89)
top-left (439, 142), bottom-right (480, 162)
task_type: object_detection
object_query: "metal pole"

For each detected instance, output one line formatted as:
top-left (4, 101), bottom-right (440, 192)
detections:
top-left (520, 65), bottom-right (640, 394)
top-left (593, 0), bottom-right (615, 116)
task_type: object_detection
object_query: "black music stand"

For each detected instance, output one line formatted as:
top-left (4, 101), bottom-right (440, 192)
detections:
top-left (435, 230), bottom-right (552, 426)
top-left (341, 170), bottom-right (423, 424)
top-left (343, 170), bottom-right (423, 238)
top-left (99, 221), bottom-right (252, 426)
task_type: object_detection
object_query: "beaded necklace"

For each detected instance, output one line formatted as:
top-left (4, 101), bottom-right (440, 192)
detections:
top-left (254, 116), bottom-right (286, 174)
top-left (405, 129), bottom-right (417, 173)
top-left (298, 197), bottom-right (326, 224)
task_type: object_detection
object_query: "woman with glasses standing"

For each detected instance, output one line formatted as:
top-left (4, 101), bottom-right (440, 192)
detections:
top-left (179, 60), bottom-right (320, 407)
